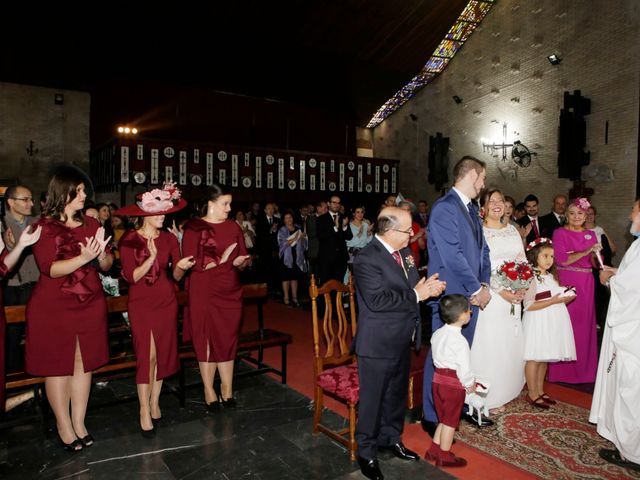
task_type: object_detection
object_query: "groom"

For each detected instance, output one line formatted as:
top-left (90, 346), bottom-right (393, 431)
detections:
top-left (422, 156), bottom-right (493, 435)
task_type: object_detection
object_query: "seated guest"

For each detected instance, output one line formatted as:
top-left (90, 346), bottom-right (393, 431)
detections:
top-left (277, 210), bottom-right (307, 307)
top-left (426, 294), bottom-right (477, 468)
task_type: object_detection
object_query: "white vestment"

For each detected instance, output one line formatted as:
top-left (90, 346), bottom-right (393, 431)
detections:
top-left (589, 238), bottom-right (640, 464)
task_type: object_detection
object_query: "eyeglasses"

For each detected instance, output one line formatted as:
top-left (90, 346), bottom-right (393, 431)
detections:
top-left (11, 197), bottom-right (33, 203)
top-left (392, 228), bottom-right (413, 235)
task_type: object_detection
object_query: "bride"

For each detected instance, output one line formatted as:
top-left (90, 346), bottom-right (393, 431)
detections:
top-left (470, 188), bottom-right (526, 409)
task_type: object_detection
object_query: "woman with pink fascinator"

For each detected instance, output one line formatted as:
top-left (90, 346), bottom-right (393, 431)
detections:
top-left (548, 197), bottom-right (601, 384)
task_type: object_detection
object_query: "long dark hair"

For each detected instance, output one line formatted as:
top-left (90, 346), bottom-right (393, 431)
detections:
top-left (43, 166), bottom-right (86, 223)
top-left (526, 243), bottom-right (558, 283)
top-left (201, 184), bottom-right (232, 216)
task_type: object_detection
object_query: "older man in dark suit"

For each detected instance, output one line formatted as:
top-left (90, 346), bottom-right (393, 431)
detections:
top-left (538, 194), bottom-right (568, 239)
top-left (353, 207), bottom-right (446, 480)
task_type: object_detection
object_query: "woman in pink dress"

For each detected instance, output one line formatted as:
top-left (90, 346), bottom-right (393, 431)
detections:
top-left (549, 197), bottom-right (600, 383)
top-left (182, 184), bottom-right (251, 411)
top-left (117, 183), bottom-right (195, 437)
top-left (26, 167), bottom-right (113, 452)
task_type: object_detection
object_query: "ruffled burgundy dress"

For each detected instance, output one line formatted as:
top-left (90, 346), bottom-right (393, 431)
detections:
top-left (182, 219), bottom-right (247, 362)
top-left (120, 230), bottom-right (181, 384)
top-left (25, 217), bottom-right (109, 376)
top-left (0, 250), bottom-right (9, 409)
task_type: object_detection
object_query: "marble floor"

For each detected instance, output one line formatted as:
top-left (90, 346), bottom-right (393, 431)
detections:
top-left (0, 366), bottom-right (454, 480)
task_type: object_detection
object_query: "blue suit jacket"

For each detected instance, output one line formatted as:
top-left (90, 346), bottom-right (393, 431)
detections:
top-left (422, 188), bottom-right (490, 421)
top-left (353, 238), bottom-right (421, 359)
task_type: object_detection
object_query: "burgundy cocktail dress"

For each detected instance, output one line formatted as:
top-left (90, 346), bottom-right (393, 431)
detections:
top-left (182, 219), bottom-right (247, 362)
top-left (26, 217), bottom-right (109, 376)
top-left (120, 230), bottom-right (181, 384)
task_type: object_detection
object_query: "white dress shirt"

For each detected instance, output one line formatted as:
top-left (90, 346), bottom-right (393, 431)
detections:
top-left (375, 234), bottom-right (419, 303)
top-left (431, 324), bottom-right (475, 387)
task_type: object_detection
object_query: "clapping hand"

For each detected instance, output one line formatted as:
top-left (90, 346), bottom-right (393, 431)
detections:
top-left (147, 237), bottom-right (158, 261)
top-left (176, 255), bottom-right (196, 271)
top-left (3, 227), bottom-right (16, 250)
top-left (80, 236), bottom-right (102, 263)
top-left (17, 225), bottom-right (42, 248)
top-left (414, 273), bottom-right (446, 301)
top-left (95, 227), bottom-right (112, 256)
top-left (590, 243), bottom-right (603, 254)
top-left (233, 254), bottom-right (252, 269)
top-left (204, 242), bottom-right (238, 270)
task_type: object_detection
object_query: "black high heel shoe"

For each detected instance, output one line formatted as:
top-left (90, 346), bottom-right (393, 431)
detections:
top-left (218, 388), bottom-right (237, 408)
top-left (206, 400), bottom-right (221, 412)
top-left (140, 426), bottom-right (156, 438)
top-left (60, 437), bottom-right (83, 452)
top-left (79, 434), bottom-right (94, 448)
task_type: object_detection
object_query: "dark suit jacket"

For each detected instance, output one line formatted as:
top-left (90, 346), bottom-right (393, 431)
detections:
top-left (255, 214), bottom-right (280, 255)
top-left (353, 238), bottom-right (421, 358)
top-left (316, 212), bottom-right (353, 280)
top-left (413, 212), bottom-right (429, 229)
top-left (516, 215), bottom-right (539, 244)
top-left (538, 212), bottom-right (562, 239)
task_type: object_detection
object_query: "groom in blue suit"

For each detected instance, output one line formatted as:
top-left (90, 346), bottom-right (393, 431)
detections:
top-left (422, 156), bottom-right (493, 433)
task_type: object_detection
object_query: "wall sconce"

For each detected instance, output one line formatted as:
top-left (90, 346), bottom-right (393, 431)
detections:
top-left (547, 54), bottom-right (561, 65)
top-left (117, 126), bottom-right (138, 135)
top-left (26, 140), bottom-right (38, 157)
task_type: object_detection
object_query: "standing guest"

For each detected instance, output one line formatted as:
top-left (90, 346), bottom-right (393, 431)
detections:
top-left (590, 198), bottom-right (640, 470)
top-left (117, 183), bottom-right (195, 437)
top-left (277, 211), bottom-right (306, 307)
top-left (539, 194), bottom-right (568, 239)
top-left (470, 189), bottom-right (527, 410)
top-left (0, 223), bottom-right (41, 412)
top-left (516, 194), bottom-right (540, 244)
top-left (548, 198), bottom-right (600, 384)
top-left (95, 202), bottom-right (115, 244)
top-left (26, 167), bottom-right (113, 451)
top-left (306, 201), bottom-right (326, 279)
top-left (426, 294), bottom-right (477, 468)
top-left (256, 203), bottom-right (280, 294)
top-left (2, 185), bottom-right (39, 373)
top-left (398, 200), bottom-right (425, 268)
top-left (317, 195), bottom-right (353, 284)
top-left (353, 207), bottom-right (445, 480)
top-left (235, 210), bottom-right (255, 252)
top-left (422, 156), bottom-right (492, 436)
top-left (346, 206), bottom-right (373, 256)
top-left (585, 206), bottom-right (616, 263)
top-left (522, 238), bottom-right (576, 409)
top-left (384, 195), bottom-right (397, 208)
top-left (414, 200), bottom-right (429, 266)
top-left (514, 202), bottom-right (526, 221)
top-left (502, 195), bottom-right (517, 225)
top-left (182, 184), bottom-right (251, 411)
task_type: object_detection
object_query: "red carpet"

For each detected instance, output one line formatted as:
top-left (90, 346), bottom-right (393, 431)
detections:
top-left (242, 301), bottom-right (630, 480)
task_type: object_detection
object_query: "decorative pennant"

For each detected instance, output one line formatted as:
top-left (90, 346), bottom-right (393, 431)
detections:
top-left (179, 151), bottom-right (187, 185)
top-left (244, 152), bottom-right (250, 167)
top-left (310, 174), bottom-right (316, 191)
top-left (165, 165), bottom-right (173, 182)
top-left (357, 164), bottom-right (363, 192)
top-left (330, 159), bottom-right (335, 172)
top-left (383, 179), bottom-right (388, 193)
top-left (136, 144), bottom-right (144, 160)
top-left (267, 172), bottom-right (274, 189)
top-left (367, 162), bottom-right (372, 175)
top-left (193, 148), bottom-right (200, 164)
top-left (151, 149), bottom-right (159, 184)
top-left (339, 163), bottom-right (345, 191)
top-left (219, 169), bottom-right (226, 185)
top-left (320, 162), bottom-right (326, 190)
top-left (289, 156), bottom-right (295, 170)
top-left (231, 154), bottom-right (239, 186)
top-left (391, 167), bottom-right (397, 193)
top-left (348, 176), bottom-right (354, 192)
top-left (256, 156), bottom-right (262, 188)
top-left (299, 160), bottom-right (306, 190)
top-left (120, 146), bottom-right (130, 182)
top-left (206, 153), bottom-right (214, 185)
top-left (375, 166), bottom-right (380, 192)
top-left (278, 158), bottom-right (285, 189)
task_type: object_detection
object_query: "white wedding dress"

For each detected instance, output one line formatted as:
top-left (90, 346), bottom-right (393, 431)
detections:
top-left (470, 224), bottom-right (526, 409)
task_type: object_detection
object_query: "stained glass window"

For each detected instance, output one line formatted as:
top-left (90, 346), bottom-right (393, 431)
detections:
top-left (367, 0), bottom-right (495, 128)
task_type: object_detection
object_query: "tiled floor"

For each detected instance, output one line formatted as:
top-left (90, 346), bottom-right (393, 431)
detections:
top-left (0, 366), bottom-right (454, 480)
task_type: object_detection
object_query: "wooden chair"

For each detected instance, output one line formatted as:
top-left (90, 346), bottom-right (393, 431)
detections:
top-left (309, 274), bottom-right (359, 460)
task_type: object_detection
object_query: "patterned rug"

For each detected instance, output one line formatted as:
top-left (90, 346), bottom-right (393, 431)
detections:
top-left (456, 393), bottom-right (640, 480)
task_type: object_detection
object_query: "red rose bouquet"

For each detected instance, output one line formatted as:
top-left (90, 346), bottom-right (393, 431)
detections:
top-left (497, 260), bottom-right (534, 314)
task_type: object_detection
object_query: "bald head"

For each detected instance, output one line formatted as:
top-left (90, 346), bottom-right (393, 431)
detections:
top-left (376, 207), bottom-right (412, 250)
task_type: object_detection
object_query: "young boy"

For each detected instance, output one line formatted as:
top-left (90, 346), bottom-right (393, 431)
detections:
top-left (426, 294), bottom-right (476, 467)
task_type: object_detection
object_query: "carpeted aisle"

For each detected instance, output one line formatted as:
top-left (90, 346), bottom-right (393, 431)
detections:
top-left (243, 301), bottom-right (633, 480)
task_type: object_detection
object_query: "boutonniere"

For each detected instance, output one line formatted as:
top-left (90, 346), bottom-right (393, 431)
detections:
top-left (405, 254), bottom-right (416, 269)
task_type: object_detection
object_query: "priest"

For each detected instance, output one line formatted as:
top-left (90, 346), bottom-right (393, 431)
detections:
top-left (590, 197), bottom-right (640, 471)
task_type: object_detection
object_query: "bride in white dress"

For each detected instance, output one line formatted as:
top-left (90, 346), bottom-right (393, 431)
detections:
top-left (471, 189), bottom-right (526, 409)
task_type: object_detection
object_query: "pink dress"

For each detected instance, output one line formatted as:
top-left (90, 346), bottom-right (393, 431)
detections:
top-left (548, 227), bottom-right (598, 383)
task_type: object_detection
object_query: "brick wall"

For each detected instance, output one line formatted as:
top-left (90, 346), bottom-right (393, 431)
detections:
top-left (0, 82), bottom-right (90, 201)
top-left (372, 0), bottom-right (640, 259)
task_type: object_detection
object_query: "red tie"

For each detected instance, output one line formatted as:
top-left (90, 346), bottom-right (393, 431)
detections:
top-left (531, 218), bottom-right (539, 238)
top-left (392, 251), bottom-right (403, 267)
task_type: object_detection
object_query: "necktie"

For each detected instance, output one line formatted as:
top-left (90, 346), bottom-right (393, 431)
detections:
top-left (531, 218), bottom-right (540, 238)
top-left (268, 217), bottom-right (272, 225)
top-left (559, 215), bottom-right (566, 226)
top-left (392, 251), bottom-right (403, 267)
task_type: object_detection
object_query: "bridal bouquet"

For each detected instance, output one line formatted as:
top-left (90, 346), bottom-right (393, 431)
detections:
top-left (497, 260), bottom-right (534, 314)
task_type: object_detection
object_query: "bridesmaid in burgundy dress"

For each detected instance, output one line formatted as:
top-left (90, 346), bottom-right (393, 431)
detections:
top-left (26, 167), bottom-right (113, 452)
top-left (0, 224), bottom-right (42, 412)
top-left (182, 184), bottom-right (251, 411)
top-left (117, 183), bottom-right (195, 437)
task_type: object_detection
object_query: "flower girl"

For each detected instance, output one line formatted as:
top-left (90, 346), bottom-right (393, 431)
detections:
top-left (522, 238), bottom-right (577, 408)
